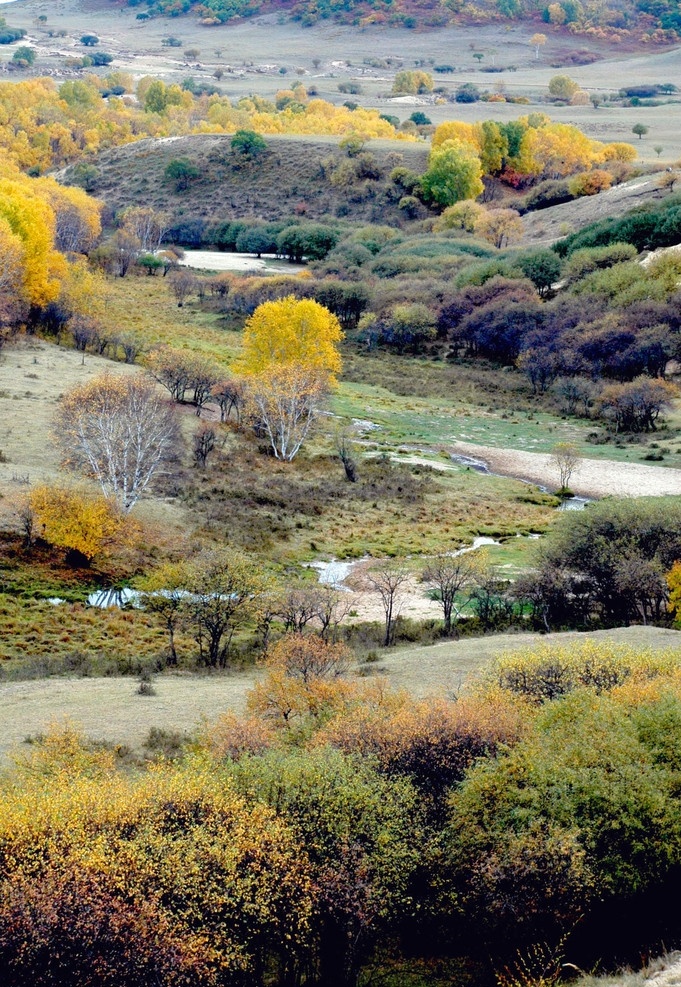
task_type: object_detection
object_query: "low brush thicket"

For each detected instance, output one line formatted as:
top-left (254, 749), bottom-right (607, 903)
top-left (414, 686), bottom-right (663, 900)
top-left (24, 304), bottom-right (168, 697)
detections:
top-left (4, 639), bottom-right (681, 985)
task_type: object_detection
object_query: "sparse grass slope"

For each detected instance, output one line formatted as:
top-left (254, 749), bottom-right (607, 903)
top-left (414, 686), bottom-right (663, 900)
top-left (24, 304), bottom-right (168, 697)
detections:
top-left (61, 134), bottom-right (430, 227)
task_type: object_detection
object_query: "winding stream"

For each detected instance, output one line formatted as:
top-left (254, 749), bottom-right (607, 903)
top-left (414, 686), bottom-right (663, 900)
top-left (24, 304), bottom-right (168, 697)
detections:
top-left (448, 453), bottom-right (591, 511)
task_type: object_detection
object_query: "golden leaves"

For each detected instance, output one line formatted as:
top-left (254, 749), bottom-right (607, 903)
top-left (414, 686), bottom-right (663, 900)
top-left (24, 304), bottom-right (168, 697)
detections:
top-left (28, 484), bottom-right (128, 562)
top-left (237, 295), bottom-right (343, 382)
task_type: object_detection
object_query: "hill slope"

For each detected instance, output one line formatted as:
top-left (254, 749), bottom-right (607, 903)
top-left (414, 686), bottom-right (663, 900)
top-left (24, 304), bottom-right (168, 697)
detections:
top-left (520, 172), bottom-right (673, 246)
top-left (120, 0), bottom-right (681, 40)
top-left (60, 133), bottom-right (430, 229)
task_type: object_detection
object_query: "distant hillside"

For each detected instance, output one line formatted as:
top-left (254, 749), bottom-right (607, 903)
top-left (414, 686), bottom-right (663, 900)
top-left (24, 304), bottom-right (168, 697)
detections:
top-left (59, 133), bottom-right (431, 233)
top-left (125, 0), bottom-right (680, 41)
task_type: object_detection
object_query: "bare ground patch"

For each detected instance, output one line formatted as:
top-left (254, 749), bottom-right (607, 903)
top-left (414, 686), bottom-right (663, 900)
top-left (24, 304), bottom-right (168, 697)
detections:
top-left (520, 174), bottom-right (677, 247)
top-left (448, 439), bottom-right (681, 498)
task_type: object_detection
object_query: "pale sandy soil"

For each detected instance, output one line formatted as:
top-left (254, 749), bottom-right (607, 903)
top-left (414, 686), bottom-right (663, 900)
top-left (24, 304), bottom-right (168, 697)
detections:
top-left (448, 439), bottom-right (681, 498)
top-left (347, 565), bottom-right (443, 624)
top-left (179, 250), bottom-right (303, 273)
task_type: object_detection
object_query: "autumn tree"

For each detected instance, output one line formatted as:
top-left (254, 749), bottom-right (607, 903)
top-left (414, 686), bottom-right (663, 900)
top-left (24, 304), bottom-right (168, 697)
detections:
top-left (169, 268), bottom-right (197, 307)
top-left (598, 376), bottom-right (677, 432)
top-left (136, 561), bottom-right (191, 665)
top-left (667, 562), bottom-right (681, 625)
top-left (0, 217), bottom-right (25, 326)
top-left (247, 366), bottom-right (330, 461)
top-left (29, 484), bottom-right (126, 565)
top-left (0, 174), bottom-right (64, 309)
top-left (549, 441), bottom-right (582, 493)
top-left (530, 32), bottom-right (546, 58)
top-left (362, 561), bottom-right (411, 647)
top-left (265, 634), bottom-right (352, 683)
top-left (212, 378), bottom-right (245, 423)
top-left (336, 428), bottom-right (359, 482)
top-left (548, 75), bottom-right (579, 99)
top-left (55, 374), bottom-right (180, 512)
top-left (39, 179), bottom-right (102, 254)
top-left (193, 423), bottom-right (217, 468)
top-left (186, 549), bottom-right (267, 668)
top-left (146, 347), bottom-right (221, 411)
top-left (420, 140), bottom-right (484, 208)
top-left (119, 206), bottom-right (168, 252)
top-left (435, 200), bottom-right (486, 232)
top-left (237, 296), bottom-right (343, 461)
top-left (108, 228), bottom-right (140, 277)
top-left (0, 866), bottom-right (208, 987)
top-left (391, 70), bottom-right (433, 95)
top-left (474, 208), bottom-right (524, 248)
top-left (275, 586), bottom-right (326, 635)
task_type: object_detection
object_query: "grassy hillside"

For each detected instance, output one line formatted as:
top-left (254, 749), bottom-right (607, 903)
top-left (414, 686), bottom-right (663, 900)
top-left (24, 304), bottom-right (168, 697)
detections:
top-left (125, 0), bottom-right (681, 40)
top-left (61, 133), bottom-right (430, 226)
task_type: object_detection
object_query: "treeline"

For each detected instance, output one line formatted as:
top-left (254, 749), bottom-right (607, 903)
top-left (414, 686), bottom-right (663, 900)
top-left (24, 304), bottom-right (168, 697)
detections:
top-left (4, 631), bottom-right (681, 985)
top-left (450, 497), bottom-right (681, 632)
top-left (126, 0), bottom-right (681, 39)
top-left (0, 164), bottom-right (104, 330)
top-left (0, 77), bottom-right (407, 173)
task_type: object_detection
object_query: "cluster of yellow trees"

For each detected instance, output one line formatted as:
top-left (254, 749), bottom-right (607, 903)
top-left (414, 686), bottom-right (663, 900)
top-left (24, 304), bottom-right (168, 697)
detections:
top-left (0, 163), bottom-right (104, 324)
top-left (428, 115), bottom-right (636, 199)
top-left (0, 77), bottom-right (409, 172)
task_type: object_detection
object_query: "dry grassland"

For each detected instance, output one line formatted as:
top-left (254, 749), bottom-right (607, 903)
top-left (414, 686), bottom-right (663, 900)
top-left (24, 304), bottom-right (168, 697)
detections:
top-left (0, 337), bottom-right (195, 536)
top-left (0, 624), bottom-right (678, 761)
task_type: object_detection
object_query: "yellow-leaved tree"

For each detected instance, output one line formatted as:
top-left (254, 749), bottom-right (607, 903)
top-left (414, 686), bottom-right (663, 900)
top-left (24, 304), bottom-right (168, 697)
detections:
top-left (667, 562), bottom-right (681, 625)
top-left (0, 174), bottom-right (65, 308)
top-left (236, 295), bottom-right (343, 461)
top-left (0, 166), bottom-right (105, 326)
top-left (28, 484), bottom-right (127, 564)
top-left (237, 295), bottom-right (343, 381)
top-left (55, 374), bottom-right (180, 512)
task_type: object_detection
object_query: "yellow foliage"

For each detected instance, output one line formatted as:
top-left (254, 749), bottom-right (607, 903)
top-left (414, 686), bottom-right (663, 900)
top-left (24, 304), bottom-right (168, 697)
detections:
top-left (0, 742), bottom-right (316, 979)
top-left (668, 560), bottom-right (681, 624)
top-left (435, 200), bottom-right (487, 232)
top-left (526, 121), bottom-right (604, 177)
top-left (492, 641), bottom-right (681, 704)
top-left (0, 78), bottom-right (411, 173)
top-left (236, 295), bottom-right (343, 382)
top-left (474, 207), bottom-right (524, 248)
top-left (0, 215), bottom-right (25, 298)
top-left (602, 141), bottom-right (638, 162)
top-left (59, 258), bottom-right (109, 320)
top-left (0, 165), bottom-right (104, 318)
top-left (432, 121), bottom-right (482, 151)
top-left (0, 173), bottom-right (64, 307)
top-left (36, 176), bottom-right (103, 252)
top-left (29, 484), bottom-right (127, 562)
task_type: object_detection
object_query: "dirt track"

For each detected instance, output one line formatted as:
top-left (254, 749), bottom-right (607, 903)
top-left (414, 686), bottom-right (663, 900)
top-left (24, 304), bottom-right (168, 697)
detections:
top-left (448, 439), bottom-right (681, 498)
